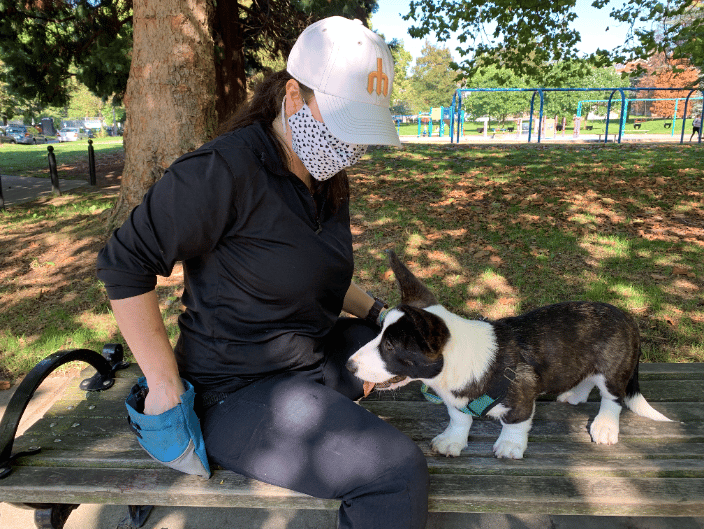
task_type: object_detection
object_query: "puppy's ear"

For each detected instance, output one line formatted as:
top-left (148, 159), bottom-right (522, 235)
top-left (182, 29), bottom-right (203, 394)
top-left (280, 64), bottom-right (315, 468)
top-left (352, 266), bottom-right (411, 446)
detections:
top-left (388, 250), bottom-right (438, 309)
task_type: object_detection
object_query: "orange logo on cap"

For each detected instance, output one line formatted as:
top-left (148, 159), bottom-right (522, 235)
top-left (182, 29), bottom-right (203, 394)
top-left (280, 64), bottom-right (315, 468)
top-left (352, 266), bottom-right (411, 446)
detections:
top-left (367, 58), bottom-right (388, 96)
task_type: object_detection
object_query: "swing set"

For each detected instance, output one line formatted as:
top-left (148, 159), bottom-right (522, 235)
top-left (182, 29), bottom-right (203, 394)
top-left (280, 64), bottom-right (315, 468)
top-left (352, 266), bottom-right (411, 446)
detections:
top-left (448, 87), bottom-right (704, 144)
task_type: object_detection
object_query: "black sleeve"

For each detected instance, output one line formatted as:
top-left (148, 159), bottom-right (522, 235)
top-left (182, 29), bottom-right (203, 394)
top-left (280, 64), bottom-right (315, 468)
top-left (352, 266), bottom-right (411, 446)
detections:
top-left (96, 149), bottom-right (240, 300)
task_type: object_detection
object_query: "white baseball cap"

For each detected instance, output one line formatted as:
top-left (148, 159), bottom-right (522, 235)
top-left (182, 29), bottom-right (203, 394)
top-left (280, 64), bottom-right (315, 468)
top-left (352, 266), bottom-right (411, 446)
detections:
top-left (287, 17), bottom-right (402, 147)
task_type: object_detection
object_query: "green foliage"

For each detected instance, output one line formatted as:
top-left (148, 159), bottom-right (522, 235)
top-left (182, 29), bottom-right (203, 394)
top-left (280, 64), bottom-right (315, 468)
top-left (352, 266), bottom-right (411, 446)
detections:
top-left (411, 41), bottom-right (458, 110)
top-left (237, 0), bottom-right (379, 82)
top-left (405, 0), bottom-right (704, 86)
top-left (0, 1), bottom-right (380, 127)
top-left (0, 59), bottom-right (19, 122)
top-left (539, 63), bottom-right (629, 118)
top-left (461, 64), bottom-right (527, 122)
top-left (387, 38), bottom-right (417, 115)
top-left (0, 0), bottom-right (133, 107)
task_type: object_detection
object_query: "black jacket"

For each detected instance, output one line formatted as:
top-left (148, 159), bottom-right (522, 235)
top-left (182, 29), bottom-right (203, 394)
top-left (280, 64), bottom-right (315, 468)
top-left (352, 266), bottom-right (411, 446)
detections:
top-left (97, 123), bottom-right (354, 393)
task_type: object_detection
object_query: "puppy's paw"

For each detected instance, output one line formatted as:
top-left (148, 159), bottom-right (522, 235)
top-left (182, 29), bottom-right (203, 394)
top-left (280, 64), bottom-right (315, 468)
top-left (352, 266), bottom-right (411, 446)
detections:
top-left (431, 432), bottom-right (467, 457)
top-left (590, 415), bottom-right (620, 445)
top-left (557, 390), bottom-right (588, 405)
top-left (493, 439), bottom-right (526, 459)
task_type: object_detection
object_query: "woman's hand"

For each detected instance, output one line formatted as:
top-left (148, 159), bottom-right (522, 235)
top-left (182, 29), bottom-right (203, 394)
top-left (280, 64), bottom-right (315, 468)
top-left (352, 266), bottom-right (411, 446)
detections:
top-left (144, 377), bottom-right (186, 416)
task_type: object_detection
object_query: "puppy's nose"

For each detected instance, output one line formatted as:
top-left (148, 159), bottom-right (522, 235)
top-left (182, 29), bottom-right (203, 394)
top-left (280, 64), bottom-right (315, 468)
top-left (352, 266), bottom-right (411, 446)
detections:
top-left (345, 359), bottom-right (357, 374)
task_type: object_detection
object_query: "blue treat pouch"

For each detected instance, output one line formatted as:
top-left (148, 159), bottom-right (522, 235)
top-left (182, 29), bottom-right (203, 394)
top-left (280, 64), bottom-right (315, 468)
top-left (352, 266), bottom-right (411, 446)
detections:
top-left (125, 377), bottom-right (211, 479)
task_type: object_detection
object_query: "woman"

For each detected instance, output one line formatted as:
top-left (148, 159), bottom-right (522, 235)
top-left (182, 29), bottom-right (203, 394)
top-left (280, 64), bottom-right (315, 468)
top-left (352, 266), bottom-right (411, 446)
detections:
top-left (97, 16), bottom-right (428, 529)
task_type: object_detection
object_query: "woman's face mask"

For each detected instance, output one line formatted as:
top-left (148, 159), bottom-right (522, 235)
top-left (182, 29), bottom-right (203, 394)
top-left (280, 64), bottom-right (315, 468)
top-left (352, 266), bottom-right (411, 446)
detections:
top-left (282, 99), bottom-right (367, 181)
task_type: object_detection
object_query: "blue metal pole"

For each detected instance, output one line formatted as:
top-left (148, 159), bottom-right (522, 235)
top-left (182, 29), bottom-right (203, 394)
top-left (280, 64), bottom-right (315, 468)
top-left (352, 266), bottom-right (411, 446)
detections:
top-left (450, 92), bottom-right (457, 144)
top-left (537, 89), bottom-right (545, 143)
top-left (672, 98), bottom-right (679, 138)
top-left (617, 89), bottom-right (625, 143)
top-left (528, 92), bottom-right (536, 143)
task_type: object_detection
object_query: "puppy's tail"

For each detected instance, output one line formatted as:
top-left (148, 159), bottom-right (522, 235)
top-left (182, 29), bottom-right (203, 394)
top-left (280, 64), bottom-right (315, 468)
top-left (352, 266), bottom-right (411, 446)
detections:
top-left (624, 364), bottom-right (672, 422)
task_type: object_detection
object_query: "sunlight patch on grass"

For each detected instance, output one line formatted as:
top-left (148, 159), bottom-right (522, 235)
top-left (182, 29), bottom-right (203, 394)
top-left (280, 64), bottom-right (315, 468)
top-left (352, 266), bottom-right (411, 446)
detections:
top-left (579, 234), bottom-right (630, 261)
top-left (609, 283), bottom-right (649, 313)
top-left (569, 212), bottom-right (598, 226)
top-left (465, 270), bottom-right (521, 318)
top-left (405, 233), bottom-right (424, 256)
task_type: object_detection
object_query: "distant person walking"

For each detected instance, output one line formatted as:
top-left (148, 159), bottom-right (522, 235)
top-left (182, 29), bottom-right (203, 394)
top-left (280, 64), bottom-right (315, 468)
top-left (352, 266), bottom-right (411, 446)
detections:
top-left (691, 114), bottom-right (702, 141)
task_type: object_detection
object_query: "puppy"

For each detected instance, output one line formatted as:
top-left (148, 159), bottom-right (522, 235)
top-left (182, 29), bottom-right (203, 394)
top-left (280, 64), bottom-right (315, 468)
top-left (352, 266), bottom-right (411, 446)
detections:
top-left (347, 251), bottom-right (671, 459)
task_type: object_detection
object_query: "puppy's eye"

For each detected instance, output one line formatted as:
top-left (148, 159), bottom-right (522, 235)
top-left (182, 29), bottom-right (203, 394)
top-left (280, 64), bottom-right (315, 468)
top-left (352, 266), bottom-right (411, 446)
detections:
top-left (382, 341), bottom-right (394, 352)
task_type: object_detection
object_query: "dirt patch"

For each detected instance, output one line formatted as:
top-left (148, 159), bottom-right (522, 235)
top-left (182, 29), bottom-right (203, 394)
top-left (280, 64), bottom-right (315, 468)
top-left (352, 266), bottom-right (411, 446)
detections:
top-left (56, 149), bottom-right (125, 189)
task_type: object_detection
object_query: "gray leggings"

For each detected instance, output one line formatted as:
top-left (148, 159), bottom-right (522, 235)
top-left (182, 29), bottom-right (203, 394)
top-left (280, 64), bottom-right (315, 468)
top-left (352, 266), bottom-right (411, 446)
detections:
top-left (199, 319), bottom-right (429, 529)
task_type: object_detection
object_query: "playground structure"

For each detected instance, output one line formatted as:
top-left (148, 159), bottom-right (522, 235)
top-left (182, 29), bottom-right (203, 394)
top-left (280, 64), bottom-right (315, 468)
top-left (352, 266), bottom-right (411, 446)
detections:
top-left (447, 87), bottom-right (704, 144)
top-left (417, 107), bottom-right (464, 137)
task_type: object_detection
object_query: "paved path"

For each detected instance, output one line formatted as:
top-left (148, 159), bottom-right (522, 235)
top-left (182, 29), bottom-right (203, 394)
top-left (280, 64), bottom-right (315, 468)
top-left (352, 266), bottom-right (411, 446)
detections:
top-left (0, 174), bottom-right (89, 207)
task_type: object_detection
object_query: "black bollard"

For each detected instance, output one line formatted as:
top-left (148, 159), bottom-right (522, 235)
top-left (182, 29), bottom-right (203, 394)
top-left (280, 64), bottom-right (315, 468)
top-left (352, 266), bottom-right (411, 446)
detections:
top-left (88, 139), bottom-right (96, 186)
top-left (47, 145), bottom-right (60, 196)
top-left (0, 174), bottom-right (5, 211)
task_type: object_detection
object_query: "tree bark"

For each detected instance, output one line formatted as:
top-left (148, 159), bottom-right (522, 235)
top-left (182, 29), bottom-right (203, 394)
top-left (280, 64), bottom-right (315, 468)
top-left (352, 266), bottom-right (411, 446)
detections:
top-left (109, 0), bottom-right (217, 230)
top-left (213, 1), bottom-right (247, 125)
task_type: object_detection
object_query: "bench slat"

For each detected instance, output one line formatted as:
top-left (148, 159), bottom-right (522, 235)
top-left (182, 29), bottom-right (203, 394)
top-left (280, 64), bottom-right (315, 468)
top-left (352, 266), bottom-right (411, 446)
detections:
top-left (1, 466), bottom-right (703, 516)
top-left (16, 401), bottom-right (701, 453)
top-left (10, 435), bottom-right (704, 467)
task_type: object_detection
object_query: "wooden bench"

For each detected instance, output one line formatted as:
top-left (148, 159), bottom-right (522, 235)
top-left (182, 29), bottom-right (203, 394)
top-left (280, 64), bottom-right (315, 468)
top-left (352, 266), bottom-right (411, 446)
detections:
top-left (1, 347), bottom-right (703, 528)
top-left (634, 119), bottom-right (646, 129)
top-left (597, 133), bottom-right (617, 142)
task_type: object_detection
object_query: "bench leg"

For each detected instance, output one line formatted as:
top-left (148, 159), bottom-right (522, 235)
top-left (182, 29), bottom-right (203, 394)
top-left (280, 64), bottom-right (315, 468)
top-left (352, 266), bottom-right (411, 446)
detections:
top-left (32, 503), bottom-right (79, 529)
top-left (117, 505), bottom-right (154, 528)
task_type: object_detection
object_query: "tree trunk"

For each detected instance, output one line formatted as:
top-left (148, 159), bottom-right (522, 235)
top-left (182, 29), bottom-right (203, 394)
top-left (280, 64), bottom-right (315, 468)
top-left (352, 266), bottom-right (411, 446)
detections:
top-left (109, 0), bottom-right (217, 230)
top-left (213, 1), bottom-right (247, 125)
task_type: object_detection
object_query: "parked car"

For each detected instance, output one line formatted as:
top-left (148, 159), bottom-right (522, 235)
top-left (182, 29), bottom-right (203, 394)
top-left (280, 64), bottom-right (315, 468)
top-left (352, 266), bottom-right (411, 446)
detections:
top-left (5, 125), bottom-right (47, 145)
top-left (57, 127), bottom-right (88, 142)
top-left (0, 128), bottom-right (16, 144)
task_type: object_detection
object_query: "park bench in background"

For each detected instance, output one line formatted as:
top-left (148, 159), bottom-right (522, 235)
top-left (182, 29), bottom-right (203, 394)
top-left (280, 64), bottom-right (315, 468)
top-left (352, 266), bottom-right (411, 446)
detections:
top-left (1, 346), bottom-right (703, 528)
top-left (597, 133), bottom-right (619, 142)
top-left (634, 119), bottom-right (646, 129)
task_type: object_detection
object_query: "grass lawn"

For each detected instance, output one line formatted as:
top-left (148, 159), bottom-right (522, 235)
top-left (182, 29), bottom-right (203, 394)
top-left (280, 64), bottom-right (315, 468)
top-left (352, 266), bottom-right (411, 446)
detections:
top-left (0, 142), bottom-right (702, 381)
top-left (0, 138), bottom-right (124, 177)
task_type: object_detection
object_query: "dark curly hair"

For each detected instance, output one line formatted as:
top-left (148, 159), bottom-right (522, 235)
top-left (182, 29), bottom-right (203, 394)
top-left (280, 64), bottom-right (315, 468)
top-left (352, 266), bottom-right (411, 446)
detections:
top-left (216, 70), bottom-right (350, 217)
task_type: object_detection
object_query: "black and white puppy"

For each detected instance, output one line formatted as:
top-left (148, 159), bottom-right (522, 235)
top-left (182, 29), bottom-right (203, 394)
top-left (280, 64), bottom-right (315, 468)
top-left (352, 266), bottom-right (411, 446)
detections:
top-left (347, 251), bottom-right (671, 459)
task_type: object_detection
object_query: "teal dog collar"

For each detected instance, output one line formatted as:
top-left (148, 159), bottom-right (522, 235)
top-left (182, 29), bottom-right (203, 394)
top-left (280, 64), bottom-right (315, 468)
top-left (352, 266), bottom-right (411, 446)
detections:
top-left (420, 367), bottom-right (517, 418)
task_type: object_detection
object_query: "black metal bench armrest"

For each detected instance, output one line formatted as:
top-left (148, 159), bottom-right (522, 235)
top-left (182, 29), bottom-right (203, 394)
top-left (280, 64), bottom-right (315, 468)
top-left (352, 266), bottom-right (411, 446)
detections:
top-left (0, 344), bottom-right (129, 479)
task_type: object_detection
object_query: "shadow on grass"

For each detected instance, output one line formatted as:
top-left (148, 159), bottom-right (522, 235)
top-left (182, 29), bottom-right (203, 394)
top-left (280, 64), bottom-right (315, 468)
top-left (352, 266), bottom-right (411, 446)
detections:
top-left (349, 143), bottom-right (703, 362)
top-left (0, 143), bottom-right (702, 380)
